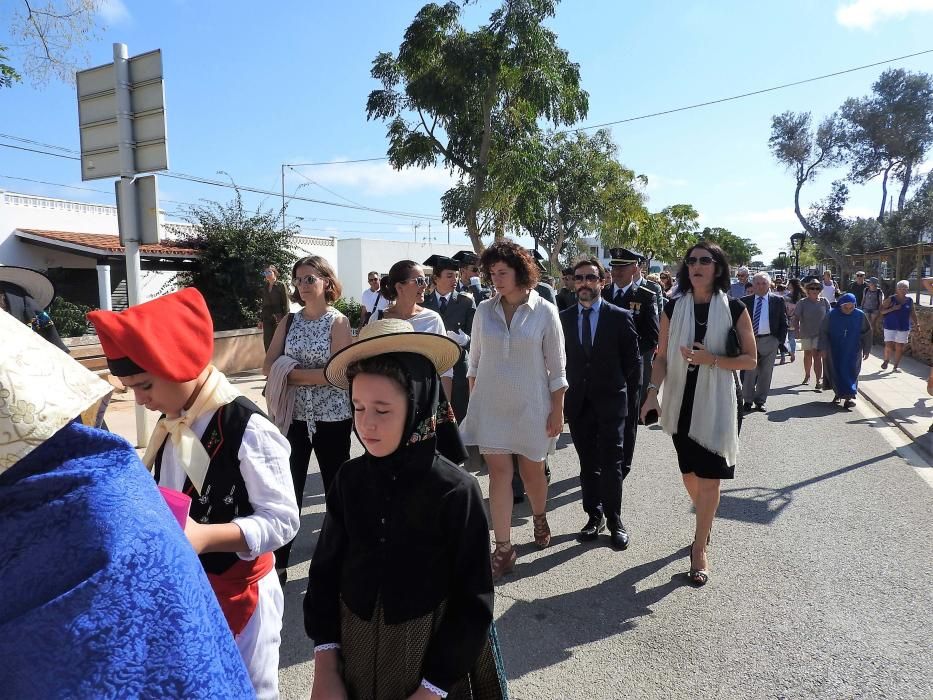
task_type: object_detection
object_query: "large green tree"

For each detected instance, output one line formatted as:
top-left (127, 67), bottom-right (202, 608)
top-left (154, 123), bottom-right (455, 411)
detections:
top-left (840, 68), bottom-right (933, 219)
top-left (602, 204), bottom-right (699, 265)
top-left (170, 190), bottom-right (297, 331)
top-left (512, 128), bottom-right (645, 272)
top-left (365, 0), bottom-right (589, 252)
top-left (697, 226), bottom-right (761, 266)
top-left (769, 110), bottom-right (848, 271)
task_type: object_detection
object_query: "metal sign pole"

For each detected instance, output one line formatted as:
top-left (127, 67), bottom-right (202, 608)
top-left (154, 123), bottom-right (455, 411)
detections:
top-left (113, 42), bottom-right (148, 448)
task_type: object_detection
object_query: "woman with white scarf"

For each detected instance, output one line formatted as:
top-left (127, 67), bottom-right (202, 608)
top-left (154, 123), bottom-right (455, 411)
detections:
top-left (640, 242), bottom-right (757, 586)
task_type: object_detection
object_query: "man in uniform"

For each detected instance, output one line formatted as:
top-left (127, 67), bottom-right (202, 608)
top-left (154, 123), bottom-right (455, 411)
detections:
top-left (602, 248), bottom-right (659, 471)
top-left (526, 248), bottom-right (557, 304)
top-left (422, 254), bottom-right (475, 422)
top-left (452, 250), bottom-right (491, 302)
top-left (556, 267), bottom-right (577, 311)
top-left (634, 256), bottom-right (665, 317)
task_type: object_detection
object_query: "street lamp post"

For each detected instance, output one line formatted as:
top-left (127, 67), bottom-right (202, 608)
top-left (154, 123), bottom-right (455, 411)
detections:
top-left (778, 251), bottom-right (787, 279)
top-left (790, 232), bottom-right (806, 278)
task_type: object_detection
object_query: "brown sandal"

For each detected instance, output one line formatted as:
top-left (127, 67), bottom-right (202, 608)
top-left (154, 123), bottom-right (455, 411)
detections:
top-left (490, 541), bottom-right (516, 581)
top-left (532, 513), bottom-right (551, 549)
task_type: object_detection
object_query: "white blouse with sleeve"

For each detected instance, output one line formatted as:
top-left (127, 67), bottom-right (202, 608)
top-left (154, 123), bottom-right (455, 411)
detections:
top-left (459, 290), bottom-right (567, 462)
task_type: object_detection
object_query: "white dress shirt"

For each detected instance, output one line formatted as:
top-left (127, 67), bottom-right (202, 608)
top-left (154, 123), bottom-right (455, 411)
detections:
top-left (753, 294), bottom-right (771, 336)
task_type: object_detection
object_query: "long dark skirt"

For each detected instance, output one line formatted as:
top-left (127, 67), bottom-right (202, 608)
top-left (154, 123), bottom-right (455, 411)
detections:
top-left (340, 600), bottom-right (508, 700)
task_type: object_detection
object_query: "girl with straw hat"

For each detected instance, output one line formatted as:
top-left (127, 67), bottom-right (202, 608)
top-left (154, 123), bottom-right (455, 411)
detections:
top-left (305, 319), bottom-right (507, 700)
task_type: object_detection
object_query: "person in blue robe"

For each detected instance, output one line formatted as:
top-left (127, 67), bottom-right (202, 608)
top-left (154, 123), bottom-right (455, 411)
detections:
top-left (819, 292), bottom-right (872, 409)
top-left (0, 309), bottom-right (255, 700)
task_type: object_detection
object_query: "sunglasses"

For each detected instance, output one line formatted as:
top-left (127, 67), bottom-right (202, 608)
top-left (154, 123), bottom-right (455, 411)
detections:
top-left (806, 286), bottom-right (821, 292)
top-left (293, 274), bottom-right (319, 286)
top-left (574, 273), bottom-right (601, 282)
top-left (401, 276), bottom-right (429, 287)
top-left (686, 256), bottom-right (714, 266)
top-left (368, 277), bottom-right (379, 282)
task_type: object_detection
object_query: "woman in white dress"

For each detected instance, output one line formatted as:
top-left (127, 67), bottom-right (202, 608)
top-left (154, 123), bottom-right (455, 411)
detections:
top-left (459, 241), bottom-right (567, 581)
top-left (369, 260), bottom-right (454, 398)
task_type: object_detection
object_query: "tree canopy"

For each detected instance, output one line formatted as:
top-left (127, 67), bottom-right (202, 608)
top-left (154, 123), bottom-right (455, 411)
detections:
top-left (169, 189), bottom-right (297, 331)
top-left (3, 0), bottom-right (104, 86)
top-left (697, 227), bottom-right (761, 266)
top-left (366, 0), bottom-right (589, 252)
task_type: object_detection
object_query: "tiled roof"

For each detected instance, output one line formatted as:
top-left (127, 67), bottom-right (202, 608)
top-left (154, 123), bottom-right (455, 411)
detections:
top-left (16, 229), bottom-right (199, 256)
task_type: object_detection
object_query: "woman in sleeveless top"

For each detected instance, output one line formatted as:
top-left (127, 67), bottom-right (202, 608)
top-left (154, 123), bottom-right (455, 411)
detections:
top-left (641, 241), bottom-right (757, 587)
top-left (264, 255), bottom-right (352, 582)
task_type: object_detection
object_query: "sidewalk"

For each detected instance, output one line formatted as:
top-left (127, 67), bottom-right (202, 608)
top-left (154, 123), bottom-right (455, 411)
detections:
top-left (103, 371), bottom-right (268, 453)
top-left (857, 345), bottom-right (933, 459)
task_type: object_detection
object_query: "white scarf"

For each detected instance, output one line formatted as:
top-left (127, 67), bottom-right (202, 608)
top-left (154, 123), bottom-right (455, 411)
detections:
top-left (661, 291), bottom-right (739, 466)
top-left (141, 366), bottom-right (240, 495)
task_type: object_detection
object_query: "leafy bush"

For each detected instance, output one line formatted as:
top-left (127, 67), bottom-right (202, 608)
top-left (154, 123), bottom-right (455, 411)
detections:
top-left (48, 297), bottom-right (92, 337)
top-left (332, 297), bottom-right (363, 328)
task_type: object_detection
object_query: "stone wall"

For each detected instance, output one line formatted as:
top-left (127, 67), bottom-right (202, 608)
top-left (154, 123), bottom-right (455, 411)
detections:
top-left (67, 327), bottom-right (266, 378)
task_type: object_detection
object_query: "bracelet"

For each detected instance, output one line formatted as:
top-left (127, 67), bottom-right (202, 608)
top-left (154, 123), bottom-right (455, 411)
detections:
top-left (711, 355), bottom-right (719, 369)
top-left (646, 383), bottom-right (659, 392)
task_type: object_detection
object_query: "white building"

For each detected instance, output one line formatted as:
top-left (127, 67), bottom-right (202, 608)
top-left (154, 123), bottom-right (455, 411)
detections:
top-left (0, 189), bottom-right (472, 313)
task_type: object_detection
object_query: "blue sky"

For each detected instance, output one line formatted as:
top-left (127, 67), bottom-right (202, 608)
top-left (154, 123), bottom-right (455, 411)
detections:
top-left (1, 0), bottom-right (931, 264)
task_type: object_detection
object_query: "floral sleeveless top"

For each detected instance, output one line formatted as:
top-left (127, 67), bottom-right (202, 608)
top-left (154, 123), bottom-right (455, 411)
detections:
top-left (285, 308), bottom-right (351, 431)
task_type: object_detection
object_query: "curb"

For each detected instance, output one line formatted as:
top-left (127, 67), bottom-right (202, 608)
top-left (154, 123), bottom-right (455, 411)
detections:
top-left (857, 384), bottom-right (933, 463)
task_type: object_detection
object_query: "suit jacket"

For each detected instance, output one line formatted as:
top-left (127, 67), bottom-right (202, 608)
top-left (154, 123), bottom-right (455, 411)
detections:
top-left (602, 283), bottom-right (659, 355)
top-left (535, 282), bottom-right (557, 305)
top-left (455, 280), bottom-right (491, 303)
top-left (742, 293), bottom-right (788, 345)
top-left (422, 290), bottom-right (475, 342)
top-left (560, 302), bottom-right (642, 424)
top-left (638, 277), bottom-right (665, 316)
top-left (555, 287), bottom-right (577, 312)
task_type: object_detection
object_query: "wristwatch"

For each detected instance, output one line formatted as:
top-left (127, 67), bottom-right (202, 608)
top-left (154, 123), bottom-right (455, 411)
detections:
top-left (646, 383), bottom-right (659, 393)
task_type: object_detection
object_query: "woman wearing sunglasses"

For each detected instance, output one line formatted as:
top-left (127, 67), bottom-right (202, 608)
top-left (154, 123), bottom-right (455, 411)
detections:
top-left (263, 255), bottom-right (353, 584)
top-left (793, 282), bottom-right (831, 389)
top-left (369, 260), bottom-right (454, 399)
top-left (640, 242), bottom-right (757, 586)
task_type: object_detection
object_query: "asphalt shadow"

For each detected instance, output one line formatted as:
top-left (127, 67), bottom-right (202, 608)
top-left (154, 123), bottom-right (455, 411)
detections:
top-left (764, 399), bottom-right (842, 423)
top-left (496, 549), bottom-right (689, 679)
top-left (716, 450), bottom-right (896, 525)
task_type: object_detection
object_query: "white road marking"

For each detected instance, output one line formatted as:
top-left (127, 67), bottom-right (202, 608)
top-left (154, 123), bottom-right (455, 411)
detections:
top-left (853, 396), bottom-right (933, 489)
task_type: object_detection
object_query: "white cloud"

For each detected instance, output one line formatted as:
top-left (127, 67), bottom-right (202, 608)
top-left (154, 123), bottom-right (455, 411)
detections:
top-left (287, 160), bottom-right (457, 197)
top-left (836, 0), bottom-right (933, 29)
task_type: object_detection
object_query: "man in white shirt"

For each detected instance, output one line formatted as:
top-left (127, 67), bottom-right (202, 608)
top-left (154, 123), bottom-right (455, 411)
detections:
top-left (740, 272), bottom-right (788, 412)
top-left (360, 271), bottom-right (389, 325)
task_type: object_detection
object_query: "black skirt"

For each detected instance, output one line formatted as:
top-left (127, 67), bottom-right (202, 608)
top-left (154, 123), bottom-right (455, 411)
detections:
top-left (339, 599), bottom-right (508, 700)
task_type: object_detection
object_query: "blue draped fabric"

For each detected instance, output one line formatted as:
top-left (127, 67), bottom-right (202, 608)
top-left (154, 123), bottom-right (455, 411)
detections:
top-left (0, 421), bottom-right (255, 699)
top-left (827, 295), bottom-right (865, 398)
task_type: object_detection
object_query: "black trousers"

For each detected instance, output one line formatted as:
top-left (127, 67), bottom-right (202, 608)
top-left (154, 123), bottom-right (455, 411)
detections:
top-left (569, 399), bottom-right (629, 524)
top-left (274, 418), bottom-right (352, 570)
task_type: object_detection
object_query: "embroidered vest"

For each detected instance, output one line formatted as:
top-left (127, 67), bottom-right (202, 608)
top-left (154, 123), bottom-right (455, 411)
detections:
top-left (154, 396), bottom-right (265, 574)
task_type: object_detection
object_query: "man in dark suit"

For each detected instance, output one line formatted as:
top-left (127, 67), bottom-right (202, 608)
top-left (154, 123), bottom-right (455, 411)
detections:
top-left (452, 250), bottom-right (491, 302)
top-left (422, 255), bottom-right (476, 421)
top-left (741, 271), bottom-right (788, 412)
top-left (561, 256), bottom-right (642, 549)
top-left (601, 248), bottom-right (659, 468)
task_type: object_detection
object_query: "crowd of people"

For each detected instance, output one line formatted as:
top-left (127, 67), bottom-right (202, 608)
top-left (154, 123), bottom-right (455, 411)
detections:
top-left (0, 242), bottom-right (927, 699)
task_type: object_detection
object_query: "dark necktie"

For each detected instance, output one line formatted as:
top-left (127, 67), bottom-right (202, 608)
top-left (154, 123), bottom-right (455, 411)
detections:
top-left (614, 288), bottom-right (623, 305)
top-left (439, 296), bottom-right (448, 313)
top-left (582, 307), bottom-right (593, 358)
top-left (754, 296), bottom-right (763, 334)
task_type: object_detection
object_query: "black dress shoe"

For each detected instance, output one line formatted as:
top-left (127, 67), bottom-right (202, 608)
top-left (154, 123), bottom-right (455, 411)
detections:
top-left (754, 402), bottom-right (766, 412)
top-left (579, 515), bottom-right (606, 541)
top-left (608, 524), bottom-right (629, 550)
top-left (742, 402), bottom-right (753, 412)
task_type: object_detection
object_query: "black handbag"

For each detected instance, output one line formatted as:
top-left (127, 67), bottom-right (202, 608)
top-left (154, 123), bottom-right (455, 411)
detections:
top-left (726, 325), bottom-right (742, 357)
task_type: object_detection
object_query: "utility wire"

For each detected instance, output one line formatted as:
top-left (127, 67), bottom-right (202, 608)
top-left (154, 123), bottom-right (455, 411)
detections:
top-left (561, 48), bottom-right (933, 133)
top-left (287, 165), bottom-right (369, 208)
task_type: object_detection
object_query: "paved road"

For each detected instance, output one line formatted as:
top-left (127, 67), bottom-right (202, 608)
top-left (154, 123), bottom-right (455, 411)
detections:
top-left (275, 359), bottom-right (933, 700)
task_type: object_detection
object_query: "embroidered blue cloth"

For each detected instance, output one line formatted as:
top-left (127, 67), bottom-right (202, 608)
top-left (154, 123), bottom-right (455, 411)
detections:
top-left (0, 421), bottom-right (255, 699)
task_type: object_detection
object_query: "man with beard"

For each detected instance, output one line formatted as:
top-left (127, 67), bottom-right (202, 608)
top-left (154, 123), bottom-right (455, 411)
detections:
top-left (561, 257), bottom-right (642, 549)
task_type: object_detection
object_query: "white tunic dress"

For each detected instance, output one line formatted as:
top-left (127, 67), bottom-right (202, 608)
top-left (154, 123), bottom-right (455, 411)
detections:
top-left (459, 290), bottom-right (567, 462)
top-left (368, 307), bottom-right (453, 378)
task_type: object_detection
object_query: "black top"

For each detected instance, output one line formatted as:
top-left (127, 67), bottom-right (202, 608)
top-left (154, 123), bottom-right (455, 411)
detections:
top-left (304, 443), bottom-right (493, 691)
top-left (664, 297), bottom-right (746, 433)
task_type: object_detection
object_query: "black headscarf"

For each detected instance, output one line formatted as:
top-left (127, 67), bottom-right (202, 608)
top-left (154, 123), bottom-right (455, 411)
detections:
top-left (348, 352), bottom-right (467, 467)
top-left (1, 282), bottom-right (69, 353)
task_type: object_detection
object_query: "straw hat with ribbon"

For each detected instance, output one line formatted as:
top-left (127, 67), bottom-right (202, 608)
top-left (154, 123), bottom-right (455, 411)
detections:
top-left (325, 318), bottom-right (461, 389)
